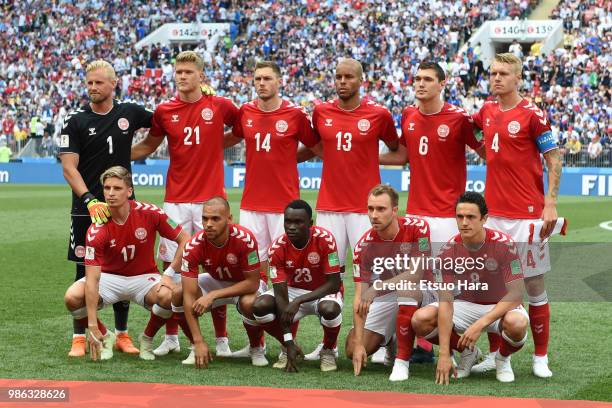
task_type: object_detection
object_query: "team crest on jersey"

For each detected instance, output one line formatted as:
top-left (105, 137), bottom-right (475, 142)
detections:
top-left (275, 120), bottom-right (288, 133)
top-left (437, 124), bottom-right (450, 138)
top-left (507, 121), bottom-right (521, 135)
top-left (485, 257), bottom-right (498, 271)
top-left (135, 227), bottom-right (147, 240)
top-left (88, 128), bottom-right (96, 135)
top-left (226, 253), bottom-right (238, 265)
top-left (201, 108), bottom-right (214, 121)
top-left (117, 118), bottom-right (129, 131)
top-left (399, 243), bottom-right (412, 254)
top-left (324, 118), bottom-right (333, 127)
top-left (75, 245), bottom-right (86, 258)
top-left (171, 114), bottom-right (179, 123)
top-left (307, 252), bottom-right (320, 264)
top-left (357, 119), bottom-right (370, 132)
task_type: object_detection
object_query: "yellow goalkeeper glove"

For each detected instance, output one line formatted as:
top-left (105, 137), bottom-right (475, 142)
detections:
top-left (82, 192), bottom-right (111, 224)
top-left (201, 84), bottom-right (216, 95)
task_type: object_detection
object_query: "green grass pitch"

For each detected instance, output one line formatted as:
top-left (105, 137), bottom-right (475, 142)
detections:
top-left (0, 185), bottom-right (611, 401)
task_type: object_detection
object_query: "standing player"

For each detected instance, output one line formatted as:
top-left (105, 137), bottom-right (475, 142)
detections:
top-left (471, 53), bottom-right (562, 378)
top-left (346, 185), bottom-right (432, 381)
top-left (299, 58), bottom-right (399, 359)
top-left (224, 60), bottom-right (319, 293)
top-left (63, 166), bottom-right (189, 361)
top-left (252, 200), bottom-right (342, 372)
top-left (60, 60), bottom-right (153, 357)
top-left (380, 61), bottom-right (485, 362)
top-left (412, 191), bottom-right (529, 383)
top-left (131, 51), bottom-right (239, 358)
top-left (176, 197), bottom-right (269, 368)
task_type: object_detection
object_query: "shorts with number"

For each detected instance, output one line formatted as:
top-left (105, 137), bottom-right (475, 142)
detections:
top-left (485, 216), bottom-right (550, 277)
top-left (197, 273), bottom-right (268, 308)
top-left (239, 210), bottom-right (284, 261)
top-left (78, 272), bottom-right (159, 309)
top-left (158, 202), bottom-right (203, 262)
top-left (408, 214), bottom-right (457, 255)
top-left (430, 300), bottom-right (529, 334)
top-left (262, 286), bottom-right (343, 322)
top-left (316, 211), bottom-right (371, 267)
top-left (67, 215), bottom-right (91, 263)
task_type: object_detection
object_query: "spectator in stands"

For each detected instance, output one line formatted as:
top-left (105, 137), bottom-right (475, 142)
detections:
top-left (565, 135), bottom-right (582, 167)
top-left (0, 139), bottom-right (11, 162)
top-left (587, 135), bottom-right (603, 160)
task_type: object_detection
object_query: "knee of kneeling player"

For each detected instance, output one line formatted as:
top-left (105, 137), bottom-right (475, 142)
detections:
top-left (238, 296), bottom-right (256, 317)
top-left (318, 301), bottom-right (342, 321)
top-left (502, 313), bottom-right (529, 340)
top-left (411, 307), bottom-right (437, 336)
top-left (64, 286), bottom-right (83, 310)
top-left (252, 295), bottom-right (275, 318)
top-left (155, 287), bottom-right (173, 309)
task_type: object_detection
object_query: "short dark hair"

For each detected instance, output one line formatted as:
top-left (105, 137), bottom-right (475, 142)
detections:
top-left (285, 199), bottom-right (312, 219)
top-left (255, 61), bottom-right (282, 77)
top-left (456, 191), bottom-right (488, 217)
top-left (203, 196), bottom-right (230, 213)
top-left (369, 184), bottom-right (399, 208)
top-left (417, 61), bottom-right (446, 81)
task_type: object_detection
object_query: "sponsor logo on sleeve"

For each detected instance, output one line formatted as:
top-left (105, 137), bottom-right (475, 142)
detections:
top-left (60, 134), bottom-right (69, 147)
top-left (247, 250), bottom-right (259, 265)
top-left (181, 259), bottom-right (189, 272)
top-left (269, 265), bottom-right (277, 279)
top-left (511, 259), bottom-right (522, 275)
top-left (353, 264), bottom-right (360, 278)
top-left (328, 252), bottom-right (339, 267)
top-left (418, 237), bottom-right (430, 252)
top-left (85, 246), bottom-right (95, 260)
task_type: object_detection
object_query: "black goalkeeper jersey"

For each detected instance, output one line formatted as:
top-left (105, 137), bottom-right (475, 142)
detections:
top-left (59, 100), bottom-right (153, 215)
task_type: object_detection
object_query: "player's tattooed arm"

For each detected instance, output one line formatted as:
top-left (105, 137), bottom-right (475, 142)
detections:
top-left (379, 143), bottom-right (407, 165)
top-left (542, 148), bottom-right (562, 238)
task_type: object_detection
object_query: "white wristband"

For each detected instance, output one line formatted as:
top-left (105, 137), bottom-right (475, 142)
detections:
top-left (283, 333), bottom-right (293, 342)
top-left (163, 266), bottom-right (176, 277)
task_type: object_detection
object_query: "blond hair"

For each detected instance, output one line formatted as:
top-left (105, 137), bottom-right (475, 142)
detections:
top-left (337, 57), bottom-right (364, 79)
top-left (369, 184), bottom-right (399, 208)
top-left (100, 166), bottom-right (133, 188)
top-left (175, 51), bottom-right (204, 71)
top-left (493, 53), bottom-right (523, 76)
top-left (86, 60), bottom-right (117, 81)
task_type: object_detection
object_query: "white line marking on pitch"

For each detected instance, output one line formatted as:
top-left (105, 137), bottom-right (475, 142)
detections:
top-left (599, 221), bottom-right (612, 231)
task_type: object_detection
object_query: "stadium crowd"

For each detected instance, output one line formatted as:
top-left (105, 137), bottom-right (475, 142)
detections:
top-left (0, 0), bottom-right (609, 165)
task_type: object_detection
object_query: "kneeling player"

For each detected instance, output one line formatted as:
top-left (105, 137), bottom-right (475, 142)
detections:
top-left (252, 200), bottom-right (342, 372)
top-left (63, 166), bottom-right (189, 360)
top-left (345, 184), bottom-right (432, 381)
top-left (177, 197), bottom-right (269, 368)
top-left (412, 192), bottom-right (529, 383)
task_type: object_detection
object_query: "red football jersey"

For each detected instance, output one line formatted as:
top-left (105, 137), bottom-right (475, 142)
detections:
top-left (150, 94), bottom-right (239, 203)
top-left (473, 99), bottom-right (554, 219)
top-left (401, 103), bottom-right (483, 217)
top-left (352, 216), bottom-right (432, 284)
top-left (312, 99), bottom-right (398, 213)
top-left (268, 226), bottom-right (341, 291)
top-left (435, 228), bottom-right (524, 304)
top-left (233, 100), bottom-right (319, 212)
top-left (181, 224), bottom-right (264, 282)
top-left (84, 201), bottom-right (182, 276)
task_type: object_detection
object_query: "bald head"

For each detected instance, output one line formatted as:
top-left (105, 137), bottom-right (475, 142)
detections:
top-left (336, 58), bottom-right (363, 79)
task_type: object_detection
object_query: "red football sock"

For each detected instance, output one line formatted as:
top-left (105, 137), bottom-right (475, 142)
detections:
top-left (144, 311), bottom-right (167, 338)
top-left (396, 305), bottom-right (417, 361)
top-left (77, 318), bottom-right (107, 336)
top-left (488, 332), bottom-right (501, 353)
top-left (416, 337), bottom-right (433, 352)
top-left (211, 305), bottom-right (228, 338)
top-left (529, 303), bottom-right (550, 356)
top-left (243, 321), bottom-right (264, 348)
top-left (450, 329), bottom-right (464, 352)
top-left (261, 321), bottom-right (284, 344)
top-left (173, 312), bottom-right (193, 344)
top-left (322, 325), bottom-right (341, 349)
top-left (499, 333), bottom-right (524, 357)
top-left (165, 318), bottom-right (179, 336)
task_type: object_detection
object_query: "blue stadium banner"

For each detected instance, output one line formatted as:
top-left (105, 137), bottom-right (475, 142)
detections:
top-left (1, 163), bottom-right (612, 197)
